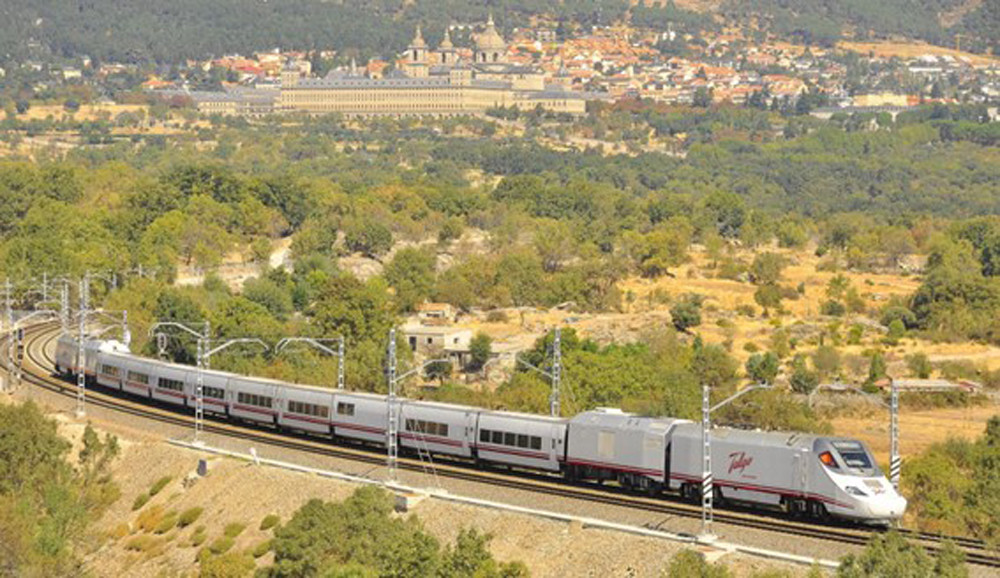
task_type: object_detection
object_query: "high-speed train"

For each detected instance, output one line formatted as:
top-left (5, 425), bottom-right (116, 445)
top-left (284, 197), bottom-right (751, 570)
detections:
top-left (55, 335), bottom-right (906, 524)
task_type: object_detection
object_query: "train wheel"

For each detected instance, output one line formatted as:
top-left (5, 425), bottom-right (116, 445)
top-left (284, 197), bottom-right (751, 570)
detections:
top-left (808, 500), bottom-right (828, 520)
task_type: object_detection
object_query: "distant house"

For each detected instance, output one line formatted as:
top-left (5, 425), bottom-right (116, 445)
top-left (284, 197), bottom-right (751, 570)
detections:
top-left (416, 303), bottom-right (456, 325)
top-left (874, 378), bottom-right (982, 394)
top-left (401, 324), bottom-right (472, 367)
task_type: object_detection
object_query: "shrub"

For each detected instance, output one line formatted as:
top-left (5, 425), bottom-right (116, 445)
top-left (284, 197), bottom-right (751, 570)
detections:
top-left (200, 552), bottom-right (256, 578)
top-left (178, 507), bottom-right (203, 528)
top-left (259, 514), bottom-right (280, 531)
top-left (149, 476), bottom-right (172, 497)
top-left (209, 536), bottom-right (236, 555)
top-left (132, 492), bottom-right (150, 511)
top-left (485, 310), bottom-right (508, 323)
top-left (190, 526), bottom-right (208, 548)
top-left (154, 511), bottom-right (179, 534)
top-left (670, 294), bottom-right (703, 332)
top-left (125, 535), bottom-right (160, 553)
top-left (906, 353), bottom-right (933, 379)
top-left (820, 299), bottom-right (846, 317)
top-left (223, 522), bottom-right (246, 538)
top-left (735, 304), bottom-right (756, 317)
top-left (251, 539), bottom-right (273, 558)
top-left (136, 505), bottom-right (167, 533)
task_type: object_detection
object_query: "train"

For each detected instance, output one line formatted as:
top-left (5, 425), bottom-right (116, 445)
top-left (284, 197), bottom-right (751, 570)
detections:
top-left (55, 335), bottom-right (907, 524)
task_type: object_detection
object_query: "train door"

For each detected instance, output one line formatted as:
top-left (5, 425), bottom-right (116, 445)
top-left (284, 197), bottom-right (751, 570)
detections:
top-left (793, 449), bottom-right (809, 493)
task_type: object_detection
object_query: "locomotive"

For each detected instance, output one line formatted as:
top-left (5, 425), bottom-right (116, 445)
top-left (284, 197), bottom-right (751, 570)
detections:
top-left (56, 336), bottom-right (906, 524)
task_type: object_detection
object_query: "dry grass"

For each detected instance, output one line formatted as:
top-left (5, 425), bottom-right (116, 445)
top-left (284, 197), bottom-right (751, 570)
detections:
top-left (838, 40), bottom-right (998, 65)
top-left (831, 404), bottom-right (998, 463)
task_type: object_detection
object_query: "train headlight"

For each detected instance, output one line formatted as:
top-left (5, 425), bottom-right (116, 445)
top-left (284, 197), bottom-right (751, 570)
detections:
top-left (844, 485), bottom-right (868, 497)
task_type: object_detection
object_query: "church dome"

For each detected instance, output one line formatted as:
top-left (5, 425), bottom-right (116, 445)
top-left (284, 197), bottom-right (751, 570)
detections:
top-left (410, 25), bottom-right (427, 49)
top-left (440, 28), bottom-right (454, 50)
top-left (475, 14), bottom-right (506, 51)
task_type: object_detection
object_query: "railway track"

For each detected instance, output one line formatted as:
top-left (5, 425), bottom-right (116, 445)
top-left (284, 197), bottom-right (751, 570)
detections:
top-left (10, 322), bottom-right (1000, 568)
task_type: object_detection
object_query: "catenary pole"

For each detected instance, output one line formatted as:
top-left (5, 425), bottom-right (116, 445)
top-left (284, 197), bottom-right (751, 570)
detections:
top-left (701, 382), bottom-right (714, 540)
top-left (387, 328), bottom-right (398, 482)
top-left (550, 328), bottom-right (562, 417)
top-left (76, 274), bottom-right (89, 417)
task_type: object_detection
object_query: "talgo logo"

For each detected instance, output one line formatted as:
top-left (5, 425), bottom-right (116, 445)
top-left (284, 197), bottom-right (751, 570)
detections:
top-left (728, 451), bottom-right (753, 475)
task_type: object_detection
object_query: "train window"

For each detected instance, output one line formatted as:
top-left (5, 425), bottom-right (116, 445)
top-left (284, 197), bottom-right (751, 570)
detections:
top-left (504, 432), bottom-right (516, 446)
top-left (530, 436), bottom-right (542, 450)
top-left (158, 377), bottom-right (184, 392)
top-left (517, 434), bottom-right (529, 448)
top-left (480, 429), bottom-right (490, 443)
top-left (337, 402), bottom-right (355, 416)
top-left (128, 371), bottom-right (149, 385)
top-left (238, 392), bottom-right (273, 408)
top-left (203, 386), bottom-right (225, 400)
top-left (101, 364), bottom-right (120, 377)
top-left (437, 423), bottom-right (449, 437)
top-left (832, 441), bottom-right (874, 470)
top-left (491, 430), bottom-right (503, 444)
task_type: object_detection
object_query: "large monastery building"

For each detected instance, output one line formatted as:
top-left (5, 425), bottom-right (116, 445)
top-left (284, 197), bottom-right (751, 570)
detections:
top-left (277, 16), bottom-right (591, 116)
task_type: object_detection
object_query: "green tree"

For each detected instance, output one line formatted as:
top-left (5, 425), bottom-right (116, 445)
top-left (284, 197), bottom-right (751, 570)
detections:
top-left (671, 294), bottom-right (703, 333)
top-left (789, 354), bottom-right (820, 394)
top-left (906, 353), bottom-right (933, 379)
top-left (468, 333), bottom-right (493, 372)
top-left (867, 351), bottom-right (888, 385)
top-left (812, 345), bottom-right (841, 380)
top-left (345, 220), bottom-right (393, 258)
top-left (753, 284), bottom-right (783, 315)
top-left (384, 247), bottom-right (437, 312)
top-left (745, 352), bottom-right (780, 385)
top-left (749, 252), bottom-right (785, 285)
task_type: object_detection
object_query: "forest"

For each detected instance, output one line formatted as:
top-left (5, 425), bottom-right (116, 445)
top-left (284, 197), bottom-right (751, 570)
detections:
top-left (1, 0), bottom-right (996, 67)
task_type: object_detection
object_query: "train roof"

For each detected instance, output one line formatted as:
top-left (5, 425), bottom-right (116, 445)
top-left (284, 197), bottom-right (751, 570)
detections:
top-left (570, 408), bottom-right (692, 432)
top-left (478, 408), bottom-right (569, 424)
top-left (673, 423), bottom-right (826, 449)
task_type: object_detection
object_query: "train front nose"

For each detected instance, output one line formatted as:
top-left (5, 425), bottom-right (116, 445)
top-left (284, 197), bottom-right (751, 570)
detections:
top-left (861, 493), bottom-right (908, 522)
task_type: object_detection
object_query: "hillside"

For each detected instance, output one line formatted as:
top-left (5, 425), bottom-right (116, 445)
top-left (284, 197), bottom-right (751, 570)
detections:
top-left (719, 0), bottom-right (998, 51)
top-left (1, 0), bottom-right (996, 67)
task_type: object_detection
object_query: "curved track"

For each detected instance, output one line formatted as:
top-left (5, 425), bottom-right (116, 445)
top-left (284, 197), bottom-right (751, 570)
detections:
top-left (11, 323), bottom-right (1000, 567)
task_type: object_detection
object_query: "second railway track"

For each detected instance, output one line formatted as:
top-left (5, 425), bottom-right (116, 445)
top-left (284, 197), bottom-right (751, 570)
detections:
top-left (11, 322), bottom-right (1000, 568)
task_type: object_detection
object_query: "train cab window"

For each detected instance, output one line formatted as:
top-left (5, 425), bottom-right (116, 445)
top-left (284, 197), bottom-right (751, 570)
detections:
top-left (336, 402), bottom-right (355, 416)
top-left (158, 377), bottom-right (184, 392)
top-left (831, 440), bottom-right (876, 474)
top-left (101, 364), bottom-right (120, 377)
top-left (128, 371), bottom-right (149, 385)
